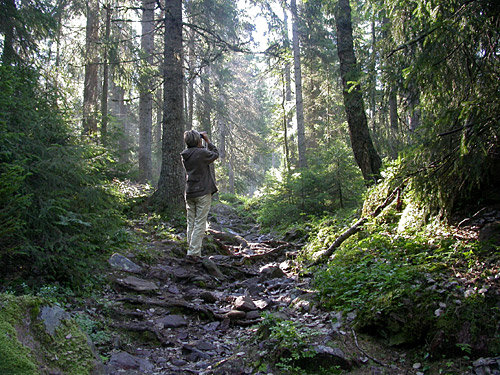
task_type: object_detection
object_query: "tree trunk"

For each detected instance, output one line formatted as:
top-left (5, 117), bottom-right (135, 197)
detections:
top-left (111, 82), bottom-right (131, 164)
top-left (82, 0), bottom-right (100, 136)
top-left (152, 0), bottom-right (185, 212)
top-left (389, 89), bottom-right (398, 131)
top-left (369, 15), bottom-right (377, 135)
top-left (335, 0), bottom-right (381, 183)
top-left (101, 4), bottom-right (111, 145)
top-left (1, 0), bottom-right (16, 65)
top-left (283, 6), bottom-right (292, 103)
top-left (186, 27), bottom-right (196, 129)
top-left (200, 65), bottom-right (212, 136)
top-left (282, 75), bottom-right (291, 173)
top-left (138, 0), bottom-right (155, 183)
top-left (290, 0), bottom-right (307, 169)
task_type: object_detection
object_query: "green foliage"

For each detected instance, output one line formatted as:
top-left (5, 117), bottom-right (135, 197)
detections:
top-left (383, 0), bottom-right (500, 214)
top-left (253, 140), bottom-right (365, 231)
top-left (256, 312), bottom-right (322, 374)
top-left (0, 65), bottom-right (127, 288)
top-left (310, 214), bottom-right (500, 356)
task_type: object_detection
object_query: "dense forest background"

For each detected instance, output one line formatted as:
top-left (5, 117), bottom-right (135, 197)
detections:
top-left (2, 0), bottom-right (498, 282)
top-left (1, 0), bottom-right (499, 372)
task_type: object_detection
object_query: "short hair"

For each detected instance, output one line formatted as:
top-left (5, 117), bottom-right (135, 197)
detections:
top-left (184, 129), bottom-right (200, 148)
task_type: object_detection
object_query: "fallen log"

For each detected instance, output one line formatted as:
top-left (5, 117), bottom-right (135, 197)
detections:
top-left (208, 228), bottom-right (249, 248)
top-left (309, 218), bottom-right (367, 266)
top-left (310, 180), bottom-right (407, 266)
top-left (116, 295), bottom-right (221, 320)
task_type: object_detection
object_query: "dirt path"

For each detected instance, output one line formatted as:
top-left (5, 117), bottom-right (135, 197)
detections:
top-left (96, 204), bottom-right (416, 375)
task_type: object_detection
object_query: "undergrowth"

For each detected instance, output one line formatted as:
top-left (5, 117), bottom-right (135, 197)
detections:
top-left (305, 199), bottom-right (500, 359)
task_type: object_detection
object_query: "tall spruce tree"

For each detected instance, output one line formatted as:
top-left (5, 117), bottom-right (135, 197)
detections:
top-left (152, 0), bottom-right (185, 212)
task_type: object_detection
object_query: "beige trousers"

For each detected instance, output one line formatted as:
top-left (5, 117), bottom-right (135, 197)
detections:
top-left (186, 193), bottom-right (212, 256)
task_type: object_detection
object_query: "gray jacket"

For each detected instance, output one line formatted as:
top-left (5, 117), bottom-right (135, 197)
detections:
top-left (181, 142), bottom-right (219, 199)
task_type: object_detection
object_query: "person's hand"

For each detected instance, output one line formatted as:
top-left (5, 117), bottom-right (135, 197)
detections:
top-left (200, 131), bottom-right (209, 142)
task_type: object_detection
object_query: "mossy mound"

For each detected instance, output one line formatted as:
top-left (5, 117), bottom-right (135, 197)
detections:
top-left (0, 293), bottom-right (103, 375)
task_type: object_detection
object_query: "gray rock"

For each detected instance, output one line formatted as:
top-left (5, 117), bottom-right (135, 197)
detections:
top-left (195, 340), bottom-right (216, 351)
top-left (182, 344), bottom-right (210, 362)
top-left (115, 276), bottom-right (158, 292)
top-left (106, 351), bottom-right (153, 373)
top-left (171, 358), bottom-right (187, 367)
top-left (39, 305), bottom-right (71, 336)
top-left (245, 310), bottom-right (261, 320)
top-left (226, 310), bottom-right (246, 320)
top-left (234, 295), bottom-right (257, 312)
top-left (156, 314), bottom-right (188, 328)
top-left (259, 264), bottom-right (286, 280)
top-left (200, 291), bottom-right (217, 303)
top-left (108, 253), bottom-right (143, 273)
top-left (202, 257), bottom-right (225, 279)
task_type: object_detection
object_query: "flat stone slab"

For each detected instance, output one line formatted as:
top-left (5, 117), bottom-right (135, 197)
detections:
top-left (115, 276), bottom-right (158, 292)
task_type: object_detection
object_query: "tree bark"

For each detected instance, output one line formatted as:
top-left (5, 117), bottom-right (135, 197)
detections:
top-left (186, 26), bottom-right (196, 129)
top-left (335, 0), bottom-right (381, 183)
top-left (200, 65), bottom-right (212, 136)
top-left (1, 0), bottom-right (17, 65)
top-left (152, 0), bottom-right (185, 212)
top-left (138, 0), bottom-right (155, 183)
top-left (283, 6), bottom-right (292, 103)
top-left (290, 0), bottom-right (307, 169)
top-left (82, 0), bottom-right (100, 137)
top-left (101, 4), bottom-right (111, 145)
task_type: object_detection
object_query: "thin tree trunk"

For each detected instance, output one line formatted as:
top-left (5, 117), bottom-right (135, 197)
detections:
top-left (200, 65), bottom-right (212, 136)
top-left (283, 6), bottom-right (292, 102)
top-left (282, 75), bottom-right (291, 173)
top-left (290, 0), bottom-right (307, 169)
top-left (138, 0), bottom-right (155, 182)
top-left (152, 0), bottom-right (185, 212)
top-left (83, 0), bottom-right (100, 136)
top-left (370, 15), bottom-right (377, 134)
top-left (389, 89), bottom-right (398, 131)
top-left (335, 0), bottom-right (381, 183)
top-left (101, 4), bottom-right (111, 145)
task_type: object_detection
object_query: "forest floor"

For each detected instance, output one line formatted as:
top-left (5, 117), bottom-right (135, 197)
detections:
top-left (88, 202), bottom-right (438, 375)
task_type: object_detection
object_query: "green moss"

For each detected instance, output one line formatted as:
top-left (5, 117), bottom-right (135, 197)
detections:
top-left (0, 320), bottom-right (38, 375)
top-left (0, 293), bottom-right (101, 375)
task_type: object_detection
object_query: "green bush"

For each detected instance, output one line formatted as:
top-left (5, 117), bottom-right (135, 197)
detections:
top-left (0, 65), bottom-right (126, 288)
top-left (253, 140), bottom-right (365, 231)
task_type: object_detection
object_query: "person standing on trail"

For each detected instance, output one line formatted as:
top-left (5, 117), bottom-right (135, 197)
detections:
top-left (181, 130), bottom-right (219, 259)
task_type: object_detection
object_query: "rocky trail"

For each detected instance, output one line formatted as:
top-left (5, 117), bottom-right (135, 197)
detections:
top-left (94, 204), bottom-right (424, 375)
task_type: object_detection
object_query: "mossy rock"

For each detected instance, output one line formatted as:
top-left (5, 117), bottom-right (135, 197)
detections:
top-left (0, 293), bottom-right (104, 375)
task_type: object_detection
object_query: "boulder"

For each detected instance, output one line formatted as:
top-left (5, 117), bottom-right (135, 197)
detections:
top-left (202, 258), bottom-right (225, 279)
top-left (39, 305), bottom-right (71, 336)
top-left (106, 351), bottom-right (153, 374)
top-left (259, 264), bottom-right (286, 281)
top-left (108, 253), bottom-right (143, 273)
top-left (233, 295), bottom-right (257, 312)
top-left (156, 315), bottom-right (188, 329)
